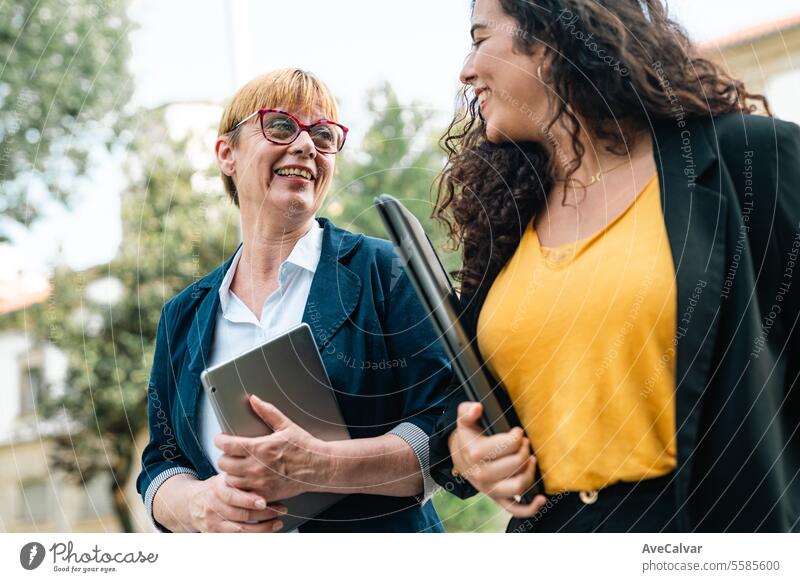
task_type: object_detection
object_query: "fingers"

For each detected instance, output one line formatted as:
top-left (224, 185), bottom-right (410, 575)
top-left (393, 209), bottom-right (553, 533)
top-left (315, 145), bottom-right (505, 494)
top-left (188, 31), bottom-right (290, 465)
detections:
top-left (248, 505), bottom-right (288, 522)
top-left (219, 518), bottom-right (285, 533)
top-left (471, 438), bottom-right (532, 485)
top-left (215, 476), bottom-right (269, 510)
top-left (458, 428), bottom-right (525, 467)
top-left (214, 433), bottom-right (251, 457)
top-left (216, 503), bottom-right (286, 524)
top-left (221, 472), bottom-right (252, 491)
top-left (194, 475), bottom-right (290, 533)
top-left (498, 493), bottom-right (548, 519)
top-left (486, 455), bottom-right (537, 499)
top-left (456, 401), bottom-right (484, 431)
top-left (217, 454), bottom-right (254, 477)
top-left (249, 396), bottom-right (291, 431)
top-left (220, 470), bottom-right (288, 497)
top-left (213, 501), bottom-right (269, 524)
top-left (210, 477), bottom-right (286, 523)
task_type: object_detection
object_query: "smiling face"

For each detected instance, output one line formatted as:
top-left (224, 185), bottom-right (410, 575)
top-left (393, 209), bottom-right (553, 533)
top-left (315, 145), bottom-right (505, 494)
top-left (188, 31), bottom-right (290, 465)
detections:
top-left (461, 0), bottom-right (552, 143)
top-left (216, 106), bottom-right (335, 227)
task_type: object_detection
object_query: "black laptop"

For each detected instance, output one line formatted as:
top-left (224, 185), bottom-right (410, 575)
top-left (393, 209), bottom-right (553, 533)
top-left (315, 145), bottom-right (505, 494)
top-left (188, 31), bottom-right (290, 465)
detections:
top-left (374, 194), bottom-right (542, 499)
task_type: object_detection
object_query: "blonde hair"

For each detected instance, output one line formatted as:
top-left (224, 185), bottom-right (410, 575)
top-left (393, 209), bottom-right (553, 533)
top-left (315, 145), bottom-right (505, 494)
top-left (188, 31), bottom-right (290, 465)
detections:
top-left (217, 68), bottom-right (340, 205)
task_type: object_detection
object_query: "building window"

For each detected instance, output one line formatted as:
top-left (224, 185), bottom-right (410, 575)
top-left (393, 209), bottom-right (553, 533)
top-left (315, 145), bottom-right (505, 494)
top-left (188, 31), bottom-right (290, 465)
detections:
top-left (19, 357), bottom-right (45, 417)
top-left (17, 480), bottom-right (49, 524)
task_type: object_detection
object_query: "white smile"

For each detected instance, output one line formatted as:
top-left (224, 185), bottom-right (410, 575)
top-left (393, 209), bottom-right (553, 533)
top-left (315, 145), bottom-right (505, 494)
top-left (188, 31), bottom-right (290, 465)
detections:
top-left (275, 167), bottom-right (314, 180)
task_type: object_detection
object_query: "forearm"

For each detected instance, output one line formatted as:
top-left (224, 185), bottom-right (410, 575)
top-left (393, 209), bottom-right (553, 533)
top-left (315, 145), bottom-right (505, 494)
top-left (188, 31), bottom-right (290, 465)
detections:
top-left (314, 434), bottom-right (423, 497)
top-left (152, 473), bottom-right (202, 532)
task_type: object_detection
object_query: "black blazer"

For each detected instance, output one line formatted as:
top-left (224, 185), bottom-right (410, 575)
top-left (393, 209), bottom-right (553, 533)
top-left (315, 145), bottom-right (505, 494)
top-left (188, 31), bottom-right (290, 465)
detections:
top-left (429, 112), bottom-right (800, 532)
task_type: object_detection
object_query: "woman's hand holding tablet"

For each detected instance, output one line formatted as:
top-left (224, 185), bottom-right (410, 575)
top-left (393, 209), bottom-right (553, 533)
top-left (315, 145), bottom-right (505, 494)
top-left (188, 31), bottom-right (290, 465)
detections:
top-left (215, 395), bottom-right (332, 502)
top-left (450, 402), bottom-right (547, 518)
top-left (186, 474), bottom-right (287, 533)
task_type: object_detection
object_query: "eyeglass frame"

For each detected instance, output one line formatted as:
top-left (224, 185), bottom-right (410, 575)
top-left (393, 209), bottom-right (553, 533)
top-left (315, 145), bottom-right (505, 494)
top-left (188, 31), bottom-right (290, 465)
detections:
top-left (231, 108), bottom-right (349, 154)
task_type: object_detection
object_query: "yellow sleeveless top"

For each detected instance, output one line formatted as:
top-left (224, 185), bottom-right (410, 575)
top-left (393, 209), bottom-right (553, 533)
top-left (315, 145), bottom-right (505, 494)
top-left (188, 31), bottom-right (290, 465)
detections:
top-left (477, 174), bottom-right (678, 494)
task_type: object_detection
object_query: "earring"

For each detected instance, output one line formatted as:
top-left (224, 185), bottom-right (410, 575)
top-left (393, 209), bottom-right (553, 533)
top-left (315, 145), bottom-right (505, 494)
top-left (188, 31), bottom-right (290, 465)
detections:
top-left (536, 64), bottom-right (544, 80)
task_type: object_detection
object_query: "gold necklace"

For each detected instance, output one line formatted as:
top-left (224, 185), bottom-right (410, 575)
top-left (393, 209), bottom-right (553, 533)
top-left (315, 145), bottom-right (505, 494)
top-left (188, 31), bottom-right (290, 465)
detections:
top-left (554, 158), bottom-right (632, 207)
top-left (555, 158), bottom-right (631, 188)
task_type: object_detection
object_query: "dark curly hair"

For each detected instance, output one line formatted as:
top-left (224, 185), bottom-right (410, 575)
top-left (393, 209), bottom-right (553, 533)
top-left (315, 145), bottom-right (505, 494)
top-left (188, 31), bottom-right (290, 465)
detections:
top-left (434, 0), bottom-right (770, 301)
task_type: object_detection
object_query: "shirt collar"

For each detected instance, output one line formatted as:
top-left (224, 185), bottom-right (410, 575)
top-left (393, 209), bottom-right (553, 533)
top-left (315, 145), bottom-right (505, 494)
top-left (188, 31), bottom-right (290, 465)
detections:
top-left (283, 218), bottom-right (324, 274)
top-left (217, 219), bottom-right (323, 314)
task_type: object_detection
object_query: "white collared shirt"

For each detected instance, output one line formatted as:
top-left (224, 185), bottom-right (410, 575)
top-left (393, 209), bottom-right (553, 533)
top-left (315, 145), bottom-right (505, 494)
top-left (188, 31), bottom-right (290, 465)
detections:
top-left (198, 220), bottom-right (324, 470)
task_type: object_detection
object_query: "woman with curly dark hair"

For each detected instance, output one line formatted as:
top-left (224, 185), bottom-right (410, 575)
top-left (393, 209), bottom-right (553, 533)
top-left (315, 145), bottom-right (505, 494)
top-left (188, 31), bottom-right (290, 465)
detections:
top-left (429, 0), bottom-right (800, 532)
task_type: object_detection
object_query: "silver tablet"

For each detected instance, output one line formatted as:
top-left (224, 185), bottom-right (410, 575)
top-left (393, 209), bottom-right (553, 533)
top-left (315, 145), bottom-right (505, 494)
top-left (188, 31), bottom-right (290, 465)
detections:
top-left (200, 322), bottom-right (350, 531)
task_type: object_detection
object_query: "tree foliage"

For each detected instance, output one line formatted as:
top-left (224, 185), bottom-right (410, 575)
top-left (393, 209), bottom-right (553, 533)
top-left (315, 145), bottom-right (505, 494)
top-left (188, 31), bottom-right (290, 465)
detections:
top-left (328, 83), bottom-right (459, 273)
top-left (27, 108), bottom-right (238, 531)
top-left (0, 0), bottom-right (132, 235)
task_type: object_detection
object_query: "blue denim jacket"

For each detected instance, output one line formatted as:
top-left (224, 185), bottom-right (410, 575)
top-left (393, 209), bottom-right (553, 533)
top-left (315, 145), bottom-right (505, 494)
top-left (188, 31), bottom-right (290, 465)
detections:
top-left (136, 218), bottom-right (450, 532)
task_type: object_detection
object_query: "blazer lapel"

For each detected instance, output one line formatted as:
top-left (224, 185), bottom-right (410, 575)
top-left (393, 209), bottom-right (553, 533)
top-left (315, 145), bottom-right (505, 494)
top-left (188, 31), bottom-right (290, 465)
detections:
top-left (181, 248), bottom-right (239, 442)
top-left (652, 118), bottom-right (729, 523)
top-left (303, 218), bottom-right (363, 352)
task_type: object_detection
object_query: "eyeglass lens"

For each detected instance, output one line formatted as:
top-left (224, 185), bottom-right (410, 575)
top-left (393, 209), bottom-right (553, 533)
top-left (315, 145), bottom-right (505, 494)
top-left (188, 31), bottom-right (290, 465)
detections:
top-left (261, 111), bottom-right (344, 153)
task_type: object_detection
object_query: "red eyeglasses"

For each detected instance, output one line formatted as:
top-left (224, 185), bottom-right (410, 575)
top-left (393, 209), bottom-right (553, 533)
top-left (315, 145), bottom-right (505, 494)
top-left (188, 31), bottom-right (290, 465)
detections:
top-left (232, 108), bottom-right (349, 154)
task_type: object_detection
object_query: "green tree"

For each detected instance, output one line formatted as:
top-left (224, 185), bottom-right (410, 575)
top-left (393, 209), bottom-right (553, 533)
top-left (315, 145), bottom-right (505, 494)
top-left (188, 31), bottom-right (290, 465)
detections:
top-left (328, 82), bottom-right (459, 273)
top-left (329, 84), bottom-right (506, 532)
top-left (0, 0), bottom-right (132, 236)
top-left (27, 108), bottom-right (238, 531)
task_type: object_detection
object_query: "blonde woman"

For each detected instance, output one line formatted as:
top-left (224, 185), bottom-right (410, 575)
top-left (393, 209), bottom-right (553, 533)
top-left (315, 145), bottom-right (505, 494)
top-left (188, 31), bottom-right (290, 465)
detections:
top-left (137, 69), bottom-right (451, 533)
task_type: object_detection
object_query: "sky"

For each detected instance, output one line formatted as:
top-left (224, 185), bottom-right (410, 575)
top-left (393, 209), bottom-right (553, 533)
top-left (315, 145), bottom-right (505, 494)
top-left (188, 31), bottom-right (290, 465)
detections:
top-left (12, 0), bottom-right (800, 274)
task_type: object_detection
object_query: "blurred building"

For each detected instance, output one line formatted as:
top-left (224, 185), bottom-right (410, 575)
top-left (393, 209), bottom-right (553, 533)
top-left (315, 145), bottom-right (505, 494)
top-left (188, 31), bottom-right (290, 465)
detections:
top-left (0, 101), bottom-right (221, 534)
top-left (700, 14), bottom-right (800, 123)
top-left (0, 244), bottom-right (150, 532)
